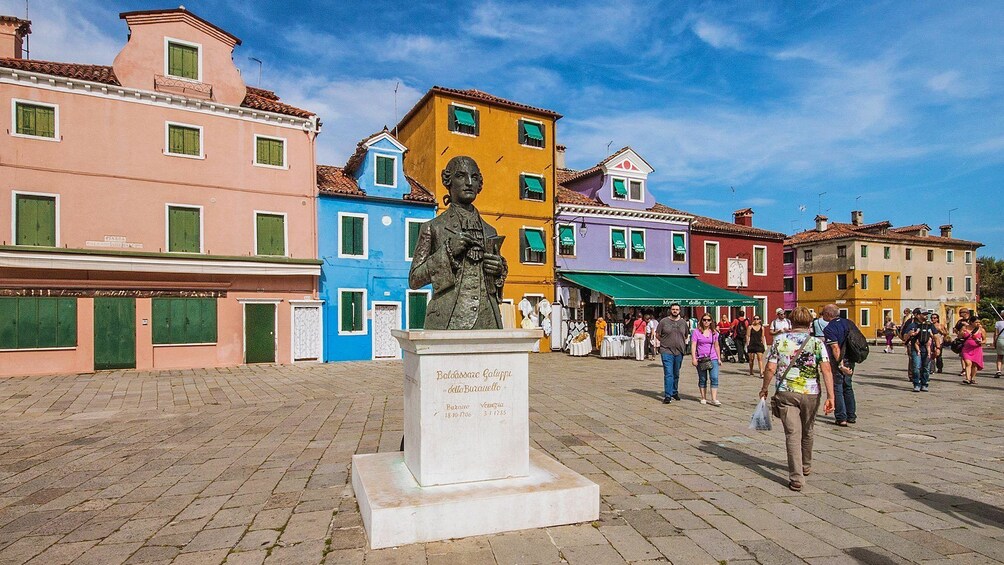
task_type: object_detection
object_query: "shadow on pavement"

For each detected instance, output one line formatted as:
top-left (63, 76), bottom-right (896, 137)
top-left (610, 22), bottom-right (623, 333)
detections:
top-left (895, 483), bottom-right (1004, 528)
top-left (844, 547), bottom-right (902, 565)
top-left (698, 439), bottom-right (787, 487)
top-left (628, 388), bottom-right (702, 402)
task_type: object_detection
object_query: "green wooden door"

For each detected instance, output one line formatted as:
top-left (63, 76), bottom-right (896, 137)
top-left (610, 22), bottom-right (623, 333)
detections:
top-left (93, 297), bottom-right (136, 370)
top-left (244, 303), bottom-right (276, 363)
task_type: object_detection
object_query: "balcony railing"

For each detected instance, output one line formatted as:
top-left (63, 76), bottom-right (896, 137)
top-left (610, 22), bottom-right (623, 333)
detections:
top-left (154, 74), bottom-right (213, 99)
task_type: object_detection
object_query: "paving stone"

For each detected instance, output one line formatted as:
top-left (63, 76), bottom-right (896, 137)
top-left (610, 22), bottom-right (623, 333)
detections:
top-left (648, 535), bottom-right (718, 564)
top-left (278, 509), bottom-right (331, 543)
top-left (561, 542), bottom-right (626, 564)
top-left (599, 525), bottom-right (661, 561)
top-left (488, 529), bottom-right (561, 564)
top-left (546, 523), bottom-right (607, 547)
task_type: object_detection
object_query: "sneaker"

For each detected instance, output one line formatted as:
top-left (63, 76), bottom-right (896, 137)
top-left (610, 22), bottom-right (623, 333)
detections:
top-left (996, 372), bottom-right (1002, 379)
top-left (662, 397), bottom-right (672, 404)
top-left (913, 386), bottom-right (921, 392)
top-left (700, 399), bottom-right (707, 405)
top-left (673, 394), bottom-right (681, 401)
top-left (711, 400), bottom-right (721, 406)
top-left (921, 385), bottom-right (929, 392)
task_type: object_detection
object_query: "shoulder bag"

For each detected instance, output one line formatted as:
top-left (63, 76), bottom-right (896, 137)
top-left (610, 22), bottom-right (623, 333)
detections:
top-left (771, 335), bottom-right (813, 418)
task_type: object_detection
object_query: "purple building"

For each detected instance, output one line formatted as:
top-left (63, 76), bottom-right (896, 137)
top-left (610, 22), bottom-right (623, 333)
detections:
top-left (783, 245), bottom-right (796, 311)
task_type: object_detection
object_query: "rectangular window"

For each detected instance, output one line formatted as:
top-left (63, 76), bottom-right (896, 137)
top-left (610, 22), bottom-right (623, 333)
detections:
top-left (13, 101), bottom-right (57, 139)
top-left (406, 219), bottom-right (424, 260)
top-left (255, 212), bottom-right (285, 256)
top-left (339, 213), bottom-right (367, 258)
top-left (906, 248), bottom-right (913, 260)
top-left (520, 228), bottom-right (546, 264)
top-left (783, 250), bottom-right (794, 264)
top-left (927, 276), bottom-right (933, 291)
top-left (860, 308), bottom-right (870, 327)
top-left (927, 249), bottom-right (934, 261)
top-left (0, 297), bottom-right (76, 350)
top-left (860, 273), bottom-right (869, 289)
top-left (783, 277), bottom-right (795, 292)
top-left (946, 250), bottom-right (954, 263)
top-left (557, 224), bottom-right (576, 257)
top-left (167, 205), bottom-right (201, 253)
top-left (965, 276), bottom-right (972, 293)
top-left (804, 276), bottom-right (814, 291)
top-left (255, 136), bottom-right (285, 168)
top-left (339, 290), bottom-right (365, 334)
top-left (374, 154), bottom-right (396, 186)
top-left (630, 230), bottom-right (645, 260)
top-left (860, 245), bottom-right (868, 258)
top-left (837, 245), bottom-right (847, 258)
top-left (629, 180), bottom-right (643, 201)
top-left (884, 246), bottom-right (891, 259)
top-left (839, 309), bottom-right (848, 319)
top-left (407, 291), bottom-right (429, 330)
top-left (167, 40), bottom-right (199, 80)
top-left (14, 193), bottom-right (57, 247)
top-left (947, 277), bottom-right (954, 292)
top-left (965, 251), bottom-right (973, 264)
top-left (520, 174), bottom-right (545, 201)
top-left (704, 242), bottom-right (719, 273)
top-left (672, 232), bottom-right (687, 262)
top-left (804, 249), bottom-right (813, 262)
top-left (518, 119), bottom-right (545, 148)
top-left (166, 123), bottom-right (202, 157)
top-left (753, 246), bottom-right (767, 276)
top-left (905, 276), bottom-right (912, 290)
top-left (836, 274), bottom-right (847, 290)
top-left (884, 275), bottom-right (891, 290)
top-left (611, 229), bottom-right (627, 259)
top-left (152, 298), bottom-right (217, 344)
top-left (611, 178), bottom-right (627, 199)
top-left (448, 104), bottom-right (478, 136)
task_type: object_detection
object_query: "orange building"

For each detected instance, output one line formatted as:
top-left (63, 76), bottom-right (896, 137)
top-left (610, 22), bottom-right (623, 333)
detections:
top-left (396, 87), bottom-right (560, 350)
top-left (0, 9), bottom-right (322, 376)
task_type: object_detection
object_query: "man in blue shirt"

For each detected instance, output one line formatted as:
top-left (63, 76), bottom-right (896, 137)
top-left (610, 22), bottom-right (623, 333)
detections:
top-left (901, 308), bottom-right (939, 392)
top-left (821, 304), bottom-right (856, 426)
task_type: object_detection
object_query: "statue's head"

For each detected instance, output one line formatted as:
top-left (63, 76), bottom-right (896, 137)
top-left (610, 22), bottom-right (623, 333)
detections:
top-left (441, 156), bottom-right (483, 206)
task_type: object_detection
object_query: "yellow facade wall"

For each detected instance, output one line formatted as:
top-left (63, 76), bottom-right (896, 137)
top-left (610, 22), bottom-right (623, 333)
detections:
top-left (398, 92), bottom-right (558, 350)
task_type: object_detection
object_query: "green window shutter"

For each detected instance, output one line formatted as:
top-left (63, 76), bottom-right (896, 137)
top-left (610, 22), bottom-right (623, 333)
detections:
top-left (376, 155), bottom-right (395, 185)
top-left (152, 298), bottom-right (216, 344)
top-left (454, 107), bottom-right (477, 127)
top-left (0, 297), bottom-right (16, 349)
top-left (168, 207), bottom-right (200, 252)
top-left (408, 293), bottom-right (428, 330)
top-left (152, 298), bottom-right (170, 344)
top-left (15, 103), bottom-right (55, 138)
top-left (523, 175), bottom-right (544, 195)
top-left (407, 221), bottom-right (423, 259)
top-left (256, 137), bottom-right (269, 164)
top-left (256, 138), bottom-right (284, 166)
top-left (755, 249), bottom-right (765, 273)
top-left (612, 178), bottom-right (627, 197)
top-left (341, 292), bottom-right (363, 332)
top-left (16, 194), bottom-right (56, 247)
top-left (256, 214), bottom-right (285, 256)
top-left (672, 233), bottom-right (686, 254)
top-left (522, 121), bottom-right (544, 141)
top-left (16, 297), bottom-right (38, 349)
top-left (201, 299), bottom-right (218, 343)
top-left (271, 139), bottom-right (284, 166)
top-left (168, 42), bottom-right (199, 79)
top-left (15, 103), bottom-right (33, 135)
top-left (558, 225), bottom-right (575, 245)
top-left (631, 232), bottom-right (645, 252)
top-left (35, 298), bottom-right (58, 348)
top-left (342, 216), bottom-right (364, 255)
top-left (169, 299), bottom-right (187, 343)
top-left (168, 125), bottom-right (200, 156)
top-left (185, 127), bottom-right (200, 156)
top-left (169, 125), bottom-right (185, 154)
top-left (525, 230), bottom-right (546, 252)
top-left (611, 231), bottom-right (627, 249)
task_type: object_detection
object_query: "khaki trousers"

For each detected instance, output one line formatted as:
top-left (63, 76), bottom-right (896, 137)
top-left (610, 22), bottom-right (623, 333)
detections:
top-left (775, 391), bottom-right (820, 485)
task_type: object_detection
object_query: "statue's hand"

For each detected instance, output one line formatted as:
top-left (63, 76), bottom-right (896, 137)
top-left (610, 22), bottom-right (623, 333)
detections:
top-left (449, 233), bottom-right (477, 258)
top-left (483, 254), bottom-right (504, 276)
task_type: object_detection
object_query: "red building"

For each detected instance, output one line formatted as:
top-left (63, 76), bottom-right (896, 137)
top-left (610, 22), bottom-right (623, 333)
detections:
top-left (687, 209), bottom-right (786, 324)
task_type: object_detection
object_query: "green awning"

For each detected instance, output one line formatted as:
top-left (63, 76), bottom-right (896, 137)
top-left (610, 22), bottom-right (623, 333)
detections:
top-left (523, 175), bottom-right (544, 194)
top-left (558, 225), bottom-right (575, 245)
top-left (612, 178), bottom-right (627, 197)
top-left (611, 231), bottom-right (626, 249)
top-left (523, 122), bottom-right (543, 141)
top-left (672, 233), bottom-right (686, 254)
top-left (560, 272), bottom-right (757, 307)
top-left (631, 232), bottom-right (645, 252)
top-left (525, 229), bottom-right (546, 252)
top-left (454, 107), bottom-right (476, 127)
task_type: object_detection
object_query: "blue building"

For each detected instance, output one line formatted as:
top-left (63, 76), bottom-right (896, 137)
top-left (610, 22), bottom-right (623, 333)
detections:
top-left (317, 130), bottom-right (437, 361)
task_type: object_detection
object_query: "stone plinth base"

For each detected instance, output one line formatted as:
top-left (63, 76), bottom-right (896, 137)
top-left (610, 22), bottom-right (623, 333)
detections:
top-left (352, 448), bottom-right (599, 549)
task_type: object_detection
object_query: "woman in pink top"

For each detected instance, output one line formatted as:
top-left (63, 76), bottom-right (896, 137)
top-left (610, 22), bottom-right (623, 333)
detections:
top-left (691, 314), bottom-right (722, 405)
top-left (632, 312), bottom-right (647, 361)
top-left (960, 319), bottom-right (985, 384)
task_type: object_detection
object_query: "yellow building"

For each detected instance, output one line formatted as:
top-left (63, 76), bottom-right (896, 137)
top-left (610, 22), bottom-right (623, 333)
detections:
top-left (787, 212), bottom-right (982, 334)
top-left (396, 87), bottom-right (560, 349)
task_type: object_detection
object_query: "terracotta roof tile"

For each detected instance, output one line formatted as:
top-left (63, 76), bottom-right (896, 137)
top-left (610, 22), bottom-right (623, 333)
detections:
top-left (556, 186), bottom-right (603, 207)
top-left (785, 221), bottom-right (981, 248)
top-left (397, 85), bottom-right (561, 131)
top-left (690, 214), bottom-right (785, 240)
top-left (317, 165), bottom-right (364, 197)
top-left (890, 224), bottom-right (931, 234)
top-left (343, 129), bottom-right (392, 176)
top-left (556, 165), bottom-right (602, 185)
top-left (403, 175), bottom-right (436, 204)
top-left (649, 203), bottom-right (693, 217)
top-left (241, 87), bottom-right (314, 118)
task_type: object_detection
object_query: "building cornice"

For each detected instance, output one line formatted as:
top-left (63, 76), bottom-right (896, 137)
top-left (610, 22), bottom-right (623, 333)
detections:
top-left (557, 204), bottom-right (692, 224)
top-left (0, 68), bottom-right (320, 132)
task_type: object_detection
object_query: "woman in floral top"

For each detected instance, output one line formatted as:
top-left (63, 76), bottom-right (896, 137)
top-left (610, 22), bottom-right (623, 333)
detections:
top-left (758, 306), bottom-right (834, 492)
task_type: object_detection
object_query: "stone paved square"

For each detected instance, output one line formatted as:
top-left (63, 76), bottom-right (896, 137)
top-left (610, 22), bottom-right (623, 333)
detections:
top-left (0, 351), bottom-right (1002, 564)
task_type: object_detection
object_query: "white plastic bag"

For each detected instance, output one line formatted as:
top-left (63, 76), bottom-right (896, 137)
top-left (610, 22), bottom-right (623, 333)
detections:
top-left (749, 398), bottom-right (772, 431)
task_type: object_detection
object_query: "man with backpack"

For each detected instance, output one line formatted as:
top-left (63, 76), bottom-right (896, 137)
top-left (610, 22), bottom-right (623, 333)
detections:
top-left (821, 304), bottom-right (860, 426)
top-left (902, 308), bottom-right (939, 392)
top-left (730, 311), bottom-right (749, 363)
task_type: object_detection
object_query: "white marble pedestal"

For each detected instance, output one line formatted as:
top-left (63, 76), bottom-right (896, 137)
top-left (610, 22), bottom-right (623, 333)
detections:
top-left (351, 329), bottom-right (599, 549)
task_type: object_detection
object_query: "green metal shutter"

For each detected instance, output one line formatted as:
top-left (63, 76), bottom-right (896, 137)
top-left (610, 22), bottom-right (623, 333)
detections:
top-left (169, 207), bottom-right (200, 252)
top-left (408, 293), bottom-right (427, 329)
top-left (35, 298), bottom-right (58, 348)
top-left (407, 221), bottom-right (423, 258)
top-left (16, 297), bottom-right (38, 349)
top-left (152, 298), bottom-right (171, 344)
top-left (56, 298), bottom-right (77, 347)
top-left (257, 214), bottom-right (284, 255)
top-left (0, 298), bottom-right (17, 349)
top-left (16, 194), bottom-right (56, 247)
top-left (169, 299), bottom-right (187, 343)
top-left (201, 299), bottom-right (218, 342)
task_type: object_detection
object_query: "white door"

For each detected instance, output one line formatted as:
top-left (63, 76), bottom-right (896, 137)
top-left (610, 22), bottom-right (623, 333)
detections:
top-left (292, 305), bottom-right (322, 362)
top-left (372, 303), bottom-right (401, 359)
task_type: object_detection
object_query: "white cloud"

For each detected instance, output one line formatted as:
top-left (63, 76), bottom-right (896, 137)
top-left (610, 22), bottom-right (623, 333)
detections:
top-left (692, 18), bottom-right (743, 50)
top-left (0, 0), bottom-right (121, 64)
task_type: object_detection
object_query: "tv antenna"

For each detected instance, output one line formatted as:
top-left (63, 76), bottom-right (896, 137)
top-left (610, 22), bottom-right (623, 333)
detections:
top-left (817, 191), bottom-right (827, 214)
top-left (247, 57), bottom-right (262, 87)
top-left (24, 0), bottom-right (30, 59)
top-left (948, 207), bottom-right (958, 225)
top-left (393, 82), bottom-right (400, 137)
top-left (606, 140), bottom-right (613, 153)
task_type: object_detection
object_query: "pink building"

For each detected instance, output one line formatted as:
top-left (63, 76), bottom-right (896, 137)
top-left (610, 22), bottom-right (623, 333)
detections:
top-left (0, 9), bottom-right (323, 376)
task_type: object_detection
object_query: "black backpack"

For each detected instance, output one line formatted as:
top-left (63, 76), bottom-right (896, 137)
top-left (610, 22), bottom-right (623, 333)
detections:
top-left (843, 320), bottom-right (870, 363)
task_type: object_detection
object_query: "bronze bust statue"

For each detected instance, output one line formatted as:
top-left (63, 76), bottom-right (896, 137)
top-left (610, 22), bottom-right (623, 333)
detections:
top-left (408, 156), bottom-right (507, 329)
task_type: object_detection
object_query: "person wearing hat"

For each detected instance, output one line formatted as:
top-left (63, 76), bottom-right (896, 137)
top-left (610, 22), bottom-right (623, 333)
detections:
top-left (770, 308), bottom-right (792, 338)
top-left (901, 308), bottom-right (939, 392)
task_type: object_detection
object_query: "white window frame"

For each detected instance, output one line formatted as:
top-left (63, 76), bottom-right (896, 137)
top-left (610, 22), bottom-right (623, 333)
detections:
top-left (905, 276), bottom-right (912, 290)
top-left (838, 308), bottom-right (849, 319)
top-left (609, 226), bottom-right (628, 260)
top-left (860, 244), bottom-right (868, 258)
top-left (629, 228), bottom-right (646, 261)
top-left (521, 226), bottom-right (546, 265)
top-left (860, 273), bottom-right (869, 290)
top-left (965, 250), bottom-right (973, 264)
top-left (253, 134), bottom-right (288, 170)
top-left (404, 218), bottom-right (426, 262)
top-left (610, 176), bottom-right (628, 200)
top-left (946, 249), bottom-right (954, 263)
top-left (671, 231), bottom-right (687, 263)
top-left (11, 190), bottom-right (60, 247)
top-left (253, 210), bottom-right (288, 257)
top-left (882, 308), bottom-right (893, 326)
top-left (373, 152), bottom-right (398, 188)
top-left (947, 276), bottom-right (954, 292)
top-left (883, 274), bottom-right (891, 291)
top-left (753, 296), bottom-right (768, 322)
top-left (337, 212), bottom-right (369, 259)
top-left (753, 245), bottom-right (767, 276)
top-left (883, 246), bottom-right (891, 259)
top-left (860, 308), bottom-right (870, 327)
top-left (783, 276), bottom-right (795, 293)
top-left (556, 222), bottom-right (576, 257)
top-left (337, 288), bottom-right (368, 336)
top-left (836, 273), bottom-right (848, 290)
top-left (518, 117), bottom-right (545, 150)
top-left (704, 241), bottom-right (720, 274)
top-left (627, 179), bottom-right (645, 203)
top-left (449, 102), bottom-right (478, 137)
top-left (406, 289), bottom-right (431, 330)
top-left (520, 172), bottom-right (546, 202)
top-left (164, 121), bottom-right (205, 159)
top-left (10, 98), bottom-right (60, 142)
top-left (165, 203), bottom-right (204, 254)
top-left (163, 36), bottom-right (203, 83)
top-left (803, 276), bottom-right (813, 292)
top-left (965, 276), bottom-right (973, 293)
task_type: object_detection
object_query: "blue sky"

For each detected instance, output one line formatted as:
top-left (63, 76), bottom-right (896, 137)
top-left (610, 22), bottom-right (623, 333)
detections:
top-left (6, 0), bottom-right (1002, 256)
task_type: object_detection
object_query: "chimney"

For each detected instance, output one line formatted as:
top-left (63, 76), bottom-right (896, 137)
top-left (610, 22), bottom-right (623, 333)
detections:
top-left (851, 210), bottom-right (863, 226)
top-left (0, 16), bottom-right (31, 59)
top-left (939, 224), bottom-right (952, 238)
top-left (733, 208), bottom-right (754, 227)
top-left (815, 214), bottom-right (828, 232)
top-left (555, 144), bottom-right (566, 169)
